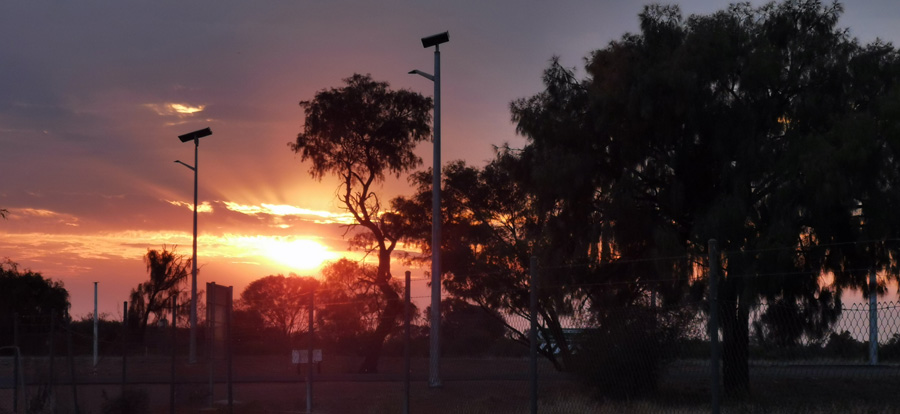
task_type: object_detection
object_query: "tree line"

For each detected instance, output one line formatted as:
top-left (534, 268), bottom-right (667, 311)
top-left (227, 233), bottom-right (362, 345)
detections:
top-left (0, 250), bottom-right (514, 361)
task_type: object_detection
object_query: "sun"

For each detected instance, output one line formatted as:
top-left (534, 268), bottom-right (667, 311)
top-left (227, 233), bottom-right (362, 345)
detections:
top-left (259, 238), bottom-right (340, 272)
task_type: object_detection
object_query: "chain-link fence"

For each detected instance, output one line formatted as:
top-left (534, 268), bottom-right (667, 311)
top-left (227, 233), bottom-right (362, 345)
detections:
top-left (3, 265), bottom-right (900, 413)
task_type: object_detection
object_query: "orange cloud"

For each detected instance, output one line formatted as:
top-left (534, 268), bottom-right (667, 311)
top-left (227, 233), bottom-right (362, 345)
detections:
top-left (222, 201), bottom-right (355, 225)
top-left (144, 102), bottom-right (206, 117)
top-left (9, 207), bottom-right (80, 227)
top-left (167, 200), bottom-right (214, 213)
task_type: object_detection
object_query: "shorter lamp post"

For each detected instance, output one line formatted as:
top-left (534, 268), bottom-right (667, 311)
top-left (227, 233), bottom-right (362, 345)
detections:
top-left (175, 126), bottom-right (212, 364)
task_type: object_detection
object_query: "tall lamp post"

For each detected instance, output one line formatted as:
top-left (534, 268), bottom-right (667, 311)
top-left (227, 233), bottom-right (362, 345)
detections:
top-left (175, 126), bottom-right (213, 364)
top-left (410, 31), bottom-right (448, 388)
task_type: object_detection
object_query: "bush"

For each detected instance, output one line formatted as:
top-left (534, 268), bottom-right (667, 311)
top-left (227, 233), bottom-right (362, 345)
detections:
top-left (880, 333), bottom-right (900, 362)
top-left (102, 389), bottom-right (149, 414)
top-left (823, 330), bottom-right (866, 360)
top-left (570, 306), bottom-right (690, 400)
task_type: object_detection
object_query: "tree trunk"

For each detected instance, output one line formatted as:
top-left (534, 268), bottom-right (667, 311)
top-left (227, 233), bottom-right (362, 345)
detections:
top-left (720, 285), bottom-right (750, 397)
top-left (358, 250), bottom-right (401, 374)
top-left (358, 296), bottom-right (401, 373)
top-left (543, 307), bottom-right (576, 371)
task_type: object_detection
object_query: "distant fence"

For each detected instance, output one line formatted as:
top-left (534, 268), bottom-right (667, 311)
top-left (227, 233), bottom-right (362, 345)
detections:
top-left (522, 251), bottom-right (900, 413)
top-left (3, 267), bottom-right (900, 413)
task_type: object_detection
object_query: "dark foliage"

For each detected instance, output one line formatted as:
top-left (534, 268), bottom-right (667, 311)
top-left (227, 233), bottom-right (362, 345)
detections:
top-left (0, 260), bottom-right (70, 349)
top-left (128, 247), bottom-right (190, 340)
top-left (290, 74), bottom-right (432, 373)
top-left (571, 307), bottom-right (688, 400)
top-left (102, 389), bottom-right (149, 414)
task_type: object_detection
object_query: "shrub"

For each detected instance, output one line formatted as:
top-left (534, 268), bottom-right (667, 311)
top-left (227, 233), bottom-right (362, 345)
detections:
top-left (822, 330), bottom-right (866, 360)
top-left (102, 389), bottom-right (149, 414)
top-left (570, 306), bottom-right (690, 400)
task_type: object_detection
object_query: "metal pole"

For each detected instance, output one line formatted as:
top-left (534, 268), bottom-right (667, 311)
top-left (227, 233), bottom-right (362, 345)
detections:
top-left (122, 301), bottom-right (128, 394)
top-left (403, 270), bottom-right (411, 414)
top-left (170, 296), bottom-right (177, 414)
top-left (190, 138), bottom-right (199, 364)
top-left (869, 268), bottom-right (878, 365)
top-left (529, 256), bottom-right (538, 414)
top-left (94, 282), bottom-right (99, 367)
top-left (67, 317), bottom-right (80, 414)
top-left (49, 312), bottom-right (56, 403)
top-left (227, 286), bottom-right (234, 414)
top-left (306, 290), bottom-right (314, 414)
top-left (13, 312), bottom-right (18, 413)
top-left (708, 239), bottom-right (721, 414)
top-left (428, 42), bottom-right (443, 389)
top-left (208, 283), bottom-right (215, 408)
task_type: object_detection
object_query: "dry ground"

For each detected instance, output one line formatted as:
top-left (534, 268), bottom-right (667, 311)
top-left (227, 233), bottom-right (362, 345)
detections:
top-left (2, 355), bottom-right (900, 413)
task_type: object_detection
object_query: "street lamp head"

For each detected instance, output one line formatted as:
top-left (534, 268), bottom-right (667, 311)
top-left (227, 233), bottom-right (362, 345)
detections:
top-left (178, 127), bottom-right (213, 143)
top-left (408, 69), bottom-right (434, 81)
top-left (421, 31), bottom-right (449, 48)
top-left (174, 160), bottom-right (195, 171)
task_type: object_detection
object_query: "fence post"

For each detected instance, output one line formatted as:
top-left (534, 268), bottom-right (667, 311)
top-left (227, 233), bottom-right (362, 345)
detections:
top-left (122, 301), bottom-right (128, 394)
top-left (13, 312), bottom-right (19, 414)
top-left (403, 270), bottom-right (411, 414)
top-left (869, 268), bottom-right (878, 365)
top-left (94, 282), bottom-right (99, 368)
top-left (67, 316), bottom-right (80, 414)
top-left (207, 284), bottom-right (214, 408)
top-left (170, 296), bottom-right (177, 414)
top-left (529, 256), bottom-right (539, 414)
top-left (708, 239), bottom-right (721, 414)
top-left (50, 312), bottom-right (56, 410)
top-left (306, 290), bottom-right (314, 414)
top-left (227, 286), bottom-right (234, 414)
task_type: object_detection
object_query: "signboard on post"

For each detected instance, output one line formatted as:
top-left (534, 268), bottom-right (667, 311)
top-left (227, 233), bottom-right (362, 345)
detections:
top-left (292, 349), bottom-right (323, 364)
top-left (207, 283), bottom-right (232, 359)
top-left (206, 282), bottom-right (233, 409)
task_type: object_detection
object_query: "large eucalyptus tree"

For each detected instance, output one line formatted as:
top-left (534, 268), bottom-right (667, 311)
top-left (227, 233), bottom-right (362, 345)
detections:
top-left (511, 0), bottom-right (900, 394)
top-left (290, 74), bottom-right (432, 373)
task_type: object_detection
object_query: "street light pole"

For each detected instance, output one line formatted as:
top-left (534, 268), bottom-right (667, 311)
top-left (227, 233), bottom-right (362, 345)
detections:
top-left (410, 31), bottom-right (448, 388)
top-left (176, 127), bottom-right (212, 364)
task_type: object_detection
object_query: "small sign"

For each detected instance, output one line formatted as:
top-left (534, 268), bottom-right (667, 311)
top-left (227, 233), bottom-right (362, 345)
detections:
top-left (292, 349), bottom-right (322, 364)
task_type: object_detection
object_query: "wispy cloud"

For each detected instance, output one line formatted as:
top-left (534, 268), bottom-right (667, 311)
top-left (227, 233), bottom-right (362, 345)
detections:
top-left (167, 200), bottom-right (214, 213)
top-left (223, 201), bottom-right (355, 224)
top-left (144, 102), bottom-right (206, 117)
top-left (9, 207), bottom-right (80, 227)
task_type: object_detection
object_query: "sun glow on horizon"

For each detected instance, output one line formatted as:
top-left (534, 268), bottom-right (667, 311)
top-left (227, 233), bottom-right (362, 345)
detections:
top-left (243, 237), bottom-right (341, 272)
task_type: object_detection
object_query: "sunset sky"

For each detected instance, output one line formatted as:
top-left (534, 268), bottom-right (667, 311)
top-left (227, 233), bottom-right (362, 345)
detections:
top-left (3, 0), bottom-right (900, 318)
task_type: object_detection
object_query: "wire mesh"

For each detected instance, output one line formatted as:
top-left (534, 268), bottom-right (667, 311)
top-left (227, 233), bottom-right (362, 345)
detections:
top-left (3, 270), bottom-right (900, 413)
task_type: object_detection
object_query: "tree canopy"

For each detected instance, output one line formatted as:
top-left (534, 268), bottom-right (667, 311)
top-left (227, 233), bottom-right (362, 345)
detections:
top-left (240, 274), bottom-right (319, 339)
top-left (290, 73), bottom-right (432, 373)
top-left (316, 259), bottom-right (405, 353)
top-left (502, 0), bottom-right (900, 394)
top-left (128, 247), bottom-right (191, 338)
top-left (0, 259), bottom-right (70, 324)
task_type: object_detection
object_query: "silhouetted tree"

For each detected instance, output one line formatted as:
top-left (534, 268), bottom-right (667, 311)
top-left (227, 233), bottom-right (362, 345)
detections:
top-left (239, 274), bottom-right (318, 339)
top-left (0, 259), bottom-right (70, 346)
top-left (290, 73), bottom-right (432, 373)
top-left (510, 0), bottom-right (900, 395)
top-left (317, 259), bottom-right (405, 353)
top-left (393, 154), bottom-right (600, 370)
top-left (128, 247), bottom-right (190, 339)
top-left (436, 298), bottom-right (508, 356)
top-left (231, 307), bottom-right (274, 354)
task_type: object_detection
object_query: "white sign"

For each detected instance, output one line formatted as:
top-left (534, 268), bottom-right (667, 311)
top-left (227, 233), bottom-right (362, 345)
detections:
top-left (292, 349), bottom-right (322, 364)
